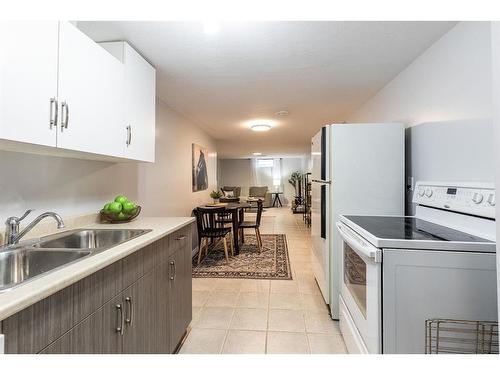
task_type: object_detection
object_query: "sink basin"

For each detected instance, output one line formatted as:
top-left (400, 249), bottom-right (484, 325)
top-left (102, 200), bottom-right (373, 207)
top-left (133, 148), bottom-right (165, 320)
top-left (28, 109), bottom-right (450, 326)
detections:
top-left (0, 228), bottom-right (151, 292)
top-left (33, 229), bottom-right (149, 250)
top-left (0, 249), bottom-right (91, 291)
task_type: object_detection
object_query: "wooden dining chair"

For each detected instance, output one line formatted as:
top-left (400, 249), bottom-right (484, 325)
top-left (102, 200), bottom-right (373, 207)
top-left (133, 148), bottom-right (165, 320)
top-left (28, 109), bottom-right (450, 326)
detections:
top-left (238, 199), bottom-right (264, 252)
top-left (194, 207), bottom-right (232, 264)
top-left (214, 211), bottom-right (236, 256)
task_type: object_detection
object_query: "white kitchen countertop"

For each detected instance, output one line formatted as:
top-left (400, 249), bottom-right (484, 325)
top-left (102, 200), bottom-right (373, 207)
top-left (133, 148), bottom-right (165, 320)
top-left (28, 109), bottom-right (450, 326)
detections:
top-left (0, 216), bottom-right (195, 321)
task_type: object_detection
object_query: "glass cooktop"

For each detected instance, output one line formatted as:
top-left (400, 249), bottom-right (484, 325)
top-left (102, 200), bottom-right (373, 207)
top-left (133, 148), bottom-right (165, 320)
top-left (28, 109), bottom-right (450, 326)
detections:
top-left (343, 216), bottom-right (492, 243)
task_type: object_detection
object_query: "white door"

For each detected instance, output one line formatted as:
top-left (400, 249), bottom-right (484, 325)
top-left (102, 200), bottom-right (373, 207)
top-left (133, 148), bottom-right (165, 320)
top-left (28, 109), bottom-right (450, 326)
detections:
top-left (124, 44), bottom-right (156, 162)
top-left (311, 127), bottom-right (330, 305)
top-left (0, 21), bottom-right (59, 147)
top-left (57, 22), bottom-right (125, 157)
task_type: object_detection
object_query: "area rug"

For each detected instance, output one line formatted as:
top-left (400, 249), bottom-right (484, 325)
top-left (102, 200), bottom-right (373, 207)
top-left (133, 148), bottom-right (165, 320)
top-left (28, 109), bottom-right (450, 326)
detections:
top-left (192, 234), bottom-right (292, 280)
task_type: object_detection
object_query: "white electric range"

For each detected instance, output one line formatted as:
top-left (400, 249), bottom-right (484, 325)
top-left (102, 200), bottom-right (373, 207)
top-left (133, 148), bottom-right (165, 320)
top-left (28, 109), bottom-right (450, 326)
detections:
top-left (336, 181), bottom-right (497, 354)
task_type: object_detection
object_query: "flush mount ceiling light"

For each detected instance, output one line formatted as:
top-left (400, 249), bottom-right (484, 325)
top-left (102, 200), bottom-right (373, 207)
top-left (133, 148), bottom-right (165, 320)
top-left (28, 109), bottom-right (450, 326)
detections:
top-left (253, 152), bottom-right (263, 156)
top-left (251, 124), bottom-right (272, 132)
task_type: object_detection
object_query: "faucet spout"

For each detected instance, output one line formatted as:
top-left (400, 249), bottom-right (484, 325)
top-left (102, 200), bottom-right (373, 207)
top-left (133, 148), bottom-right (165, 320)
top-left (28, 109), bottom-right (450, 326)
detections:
top-left (4, 211), bottom-right (65, 246)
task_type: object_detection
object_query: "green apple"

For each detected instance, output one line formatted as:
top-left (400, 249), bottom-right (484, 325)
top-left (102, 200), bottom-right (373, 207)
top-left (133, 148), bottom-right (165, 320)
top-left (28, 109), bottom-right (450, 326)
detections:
top-left (117, 212), bottom-right (129, 221)
top-left (122, 201), bottom-right (137, 214)
top-left (114, 195), bottom-right (129, 205)
top-left (108, 202), bottom-right (122, 214)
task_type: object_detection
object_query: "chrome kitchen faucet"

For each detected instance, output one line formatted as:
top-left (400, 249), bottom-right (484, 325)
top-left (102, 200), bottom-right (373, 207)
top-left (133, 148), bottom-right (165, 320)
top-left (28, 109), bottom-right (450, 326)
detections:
top-left (4, 210), bottom-right (65, 246)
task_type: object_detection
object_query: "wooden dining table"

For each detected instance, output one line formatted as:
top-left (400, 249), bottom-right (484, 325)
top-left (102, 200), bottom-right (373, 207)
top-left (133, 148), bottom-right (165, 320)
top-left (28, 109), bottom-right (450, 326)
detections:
top-left (196, 202), bottom-right (252, 255)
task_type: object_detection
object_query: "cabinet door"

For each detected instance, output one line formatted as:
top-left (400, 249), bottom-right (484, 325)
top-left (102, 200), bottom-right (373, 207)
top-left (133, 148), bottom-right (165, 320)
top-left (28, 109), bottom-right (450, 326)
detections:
top-left (122, 266), bottom-right (170, 353)
top-left (57, 22), bottom-right (125, 157)
top-left (169, 247), bottom-right (192, 352)
top-left (124, 43), bottom-right (156, 162)
top-left (40, 295), bottom-right (124, 354)
top-left (0, 21), bottom-right (58, 146)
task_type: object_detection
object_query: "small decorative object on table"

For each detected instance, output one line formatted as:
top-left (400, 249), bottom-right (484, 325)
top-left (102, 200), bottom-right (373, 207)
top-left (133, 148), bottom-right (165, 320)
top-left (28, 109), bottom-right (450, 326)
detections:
top-left (209, 190), bottom-right (223, 204)
top-left (100, 195), bottom-right (141, 223)
top-left (205, 202), bottom-right (228, 207)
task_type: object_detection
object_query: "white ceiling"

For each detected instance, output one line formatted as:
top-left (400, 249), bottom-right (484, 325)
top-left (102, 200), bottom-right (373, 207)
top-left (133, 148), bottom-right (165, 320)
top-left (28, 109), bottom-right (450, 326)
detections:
top-left (78, 21), bottom-right (455, 158)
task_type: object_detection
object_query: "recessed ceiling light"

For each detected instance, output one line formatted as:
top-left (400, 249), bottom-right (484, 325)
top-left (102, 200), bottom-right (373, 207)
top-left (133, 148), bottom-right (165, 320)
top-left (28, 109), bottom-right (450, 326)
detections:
top-left (253, 152), bottom-right (262, 156)
top-left (275, 110), bottom-right (289, 117)
top-left (203, 20), bottom-right (221, 35)
top-left (251, 124), bottom-right (272, 132)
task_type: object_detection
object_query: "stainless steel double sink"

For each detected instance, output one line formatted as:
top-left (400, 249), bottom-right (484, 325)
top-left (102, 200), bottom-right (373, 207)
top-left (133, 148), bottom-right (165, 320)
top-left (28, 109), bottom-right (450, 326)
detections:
top-left (0, 229), bottom-right (151, 292)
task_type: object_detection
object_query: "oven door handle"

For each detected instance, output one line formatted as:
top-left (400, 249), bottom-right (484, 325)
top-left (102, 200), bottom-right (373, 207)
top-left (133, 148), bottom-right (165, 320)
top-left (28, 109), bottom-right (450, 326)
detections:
top-left (336, 221), bottom-right (382, 263)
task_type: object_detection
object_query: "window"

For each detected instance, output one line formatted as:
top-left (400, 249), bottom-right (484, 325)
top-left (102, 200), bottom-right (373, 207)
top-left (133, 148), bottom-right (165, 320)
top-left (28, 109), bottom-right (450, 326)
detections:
top-left (256, 158), bottom-right (274, 168)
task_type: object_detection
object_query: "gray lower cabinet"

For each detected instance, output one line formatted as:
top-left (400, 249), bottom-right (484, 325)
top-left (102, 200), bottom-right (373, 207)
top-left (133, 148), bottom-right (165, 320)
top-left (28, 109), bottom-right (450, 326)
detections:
top-left (2, 224), bottom-right (192, 354)
top-left (40, 295), bottom-right (124, 354)
top-left (168, 243), bottom-right (192, 353)
top-left (122, 262), bottom-right (170, 354)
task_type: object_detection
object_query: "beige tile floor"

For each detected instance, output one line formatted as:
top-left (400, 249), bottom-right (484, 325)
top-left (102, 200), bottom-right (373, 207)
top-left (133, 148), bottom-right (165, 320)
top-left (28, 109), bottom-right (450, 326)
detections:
top-left (180, 207), bottom-right (347, 354)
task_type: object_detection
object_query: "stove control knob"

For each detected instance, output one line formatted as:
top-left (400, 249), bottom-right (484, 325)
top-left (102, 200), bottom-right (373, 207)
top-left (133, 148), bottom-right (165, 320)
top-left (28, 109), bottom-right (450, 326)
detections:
top-left (418, 187), bottom-right (425, 197)
top-left (472, 192), bottom-right (484, 204)
top-left (487, 193), bottom-right (495, 206)
top-left (425, 188), bottom-right (433, 198)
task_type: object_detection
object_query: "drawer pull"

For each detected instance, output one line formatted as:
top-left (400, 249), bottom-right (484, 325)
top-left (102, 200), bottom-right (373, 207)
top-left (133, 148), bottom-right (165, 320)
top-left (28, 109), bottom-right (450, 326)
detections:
top-left (170, 260), bottom-right (176, 281)
top-left (116, 304), bottom-right (124, 335)
top-left (125, 297), bottom-right (133, 325)
top-left (176, 235), bottom-right (187, 241)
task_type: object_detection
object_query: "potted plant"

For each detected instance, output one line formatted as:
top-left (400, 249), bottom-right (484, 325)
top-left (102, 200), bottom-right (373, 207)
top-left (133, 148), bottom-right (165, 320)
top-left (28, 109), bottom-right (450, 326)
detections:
top-left (210, 190), bottom-right (223, 203)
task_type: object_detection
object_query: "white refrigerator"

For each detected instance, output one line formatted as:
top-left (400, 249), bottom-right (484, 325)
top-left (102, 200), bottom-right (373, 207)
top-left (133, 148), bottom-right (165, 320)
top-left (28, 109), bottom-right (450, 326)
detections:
top-left (311, 123), bottom-right (405, 319)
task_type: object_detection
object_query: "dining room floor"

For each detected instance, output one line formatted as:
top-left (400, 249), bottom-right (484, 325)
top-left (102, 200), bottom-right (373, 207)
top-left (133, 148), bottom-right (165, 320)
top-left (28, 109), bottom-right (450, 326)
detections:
top-left (179, 207), bottom-right (347, 354)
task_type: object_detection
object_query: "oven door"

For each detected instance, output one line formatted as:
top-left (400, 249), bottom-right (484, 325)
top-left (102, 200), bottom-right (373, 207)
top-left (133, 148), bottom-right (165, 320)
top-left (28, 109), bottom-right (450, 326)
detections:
top-left (336, 221), bottom-right (382, 354)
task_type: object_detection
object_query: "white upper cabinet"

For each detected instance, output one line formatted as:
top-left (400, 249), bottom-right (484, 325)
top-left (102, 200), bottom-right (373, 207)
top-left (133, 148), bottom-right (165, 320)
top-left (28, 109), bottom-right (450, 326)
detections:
top-left (57, 22), bottom-right (126, 158)
top-left (124, 44), bottom-right (156, 162)
top-left (100, 42), bottom-right (156, 162)
top-left (0, 21), bottom-right (59, 147)
top-left (0, 21), bottom-right (156, 162)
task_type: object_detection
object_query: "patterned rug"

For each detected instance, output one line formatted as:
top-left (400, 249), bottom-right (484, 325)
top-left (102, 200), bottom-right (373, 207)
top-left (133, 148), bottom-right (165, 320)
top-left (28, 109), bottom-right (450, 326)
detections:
top-left (192, 234), bottom-right (292, 280)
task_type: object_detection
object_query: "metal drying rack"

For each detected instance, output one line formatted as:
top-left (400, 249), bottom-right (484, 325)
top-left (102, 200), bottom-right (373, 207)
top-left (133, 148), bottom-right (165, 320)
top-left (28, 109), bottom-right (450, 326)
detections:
top-left (425, 318), bottom-right (498, 354)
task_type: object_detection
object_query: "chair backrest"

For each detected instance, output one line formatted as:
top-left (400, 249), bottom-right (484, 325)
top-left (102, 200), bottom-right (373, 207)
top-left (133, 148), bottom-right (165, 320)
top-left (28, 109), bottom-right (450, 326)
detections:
top-left (195, 207), bottom-right (226, 234)
top-left (222, 186), bottom-right (241, 197)
top-left (249, 186), bottom-right (268, 197)
top-left (255, 199), bottom-right (264, 227)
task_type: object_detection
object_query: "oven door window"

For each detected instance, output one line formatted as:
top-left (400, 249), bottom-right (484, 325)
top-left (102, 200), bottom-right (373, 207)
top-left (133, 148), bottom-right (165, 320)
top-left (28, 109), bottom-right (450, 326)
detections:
top-left (344, 244), bottom-right (367, 318)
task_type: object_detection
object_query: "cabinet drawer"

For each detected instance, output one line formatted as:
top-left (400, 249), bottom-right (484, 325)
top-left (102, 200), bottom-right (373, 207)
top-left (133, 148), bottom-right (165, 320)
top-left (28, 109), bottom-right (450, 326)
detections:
top-left (168, 225), bottom-right (192, 256)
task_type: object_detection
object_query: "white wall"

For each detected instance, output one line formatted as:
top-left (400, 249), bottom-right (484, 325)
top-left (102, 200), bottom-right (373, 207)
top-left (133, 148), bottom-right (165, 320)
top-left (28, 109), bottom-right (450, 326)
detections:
top-left (0, 151), bottom-right (139, 220)
top-left (218, 159), bottom-right (251, 196)
top-left (138, 99), bottom-right (217, 217)
top-left (0, 99), bottom-right (217, 223)
top-left (348, 22), bottom-right (492, 125)
top-left (346, 21), bottom-right (494, 213)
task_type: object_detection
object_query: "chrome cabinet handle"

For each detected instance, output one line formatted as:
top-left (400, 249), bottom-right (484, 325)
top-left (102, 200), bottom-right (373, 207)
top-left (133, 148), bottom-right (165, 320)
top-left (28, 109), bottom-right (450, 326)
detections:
top-left (170, 260), bottom-right (176, 281)
top-left (61, 101), bottom-right (69, 131)
top-left (125, 297), bottom-right (133, 325)
top-left (126, 125), bottom-right (131, 146)
top-left (116, 304), bottom-right (124, 335)
top-left (49, 98), bottom-right (58, 129)
top-left (176, 235), bottom-right (187, 241)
